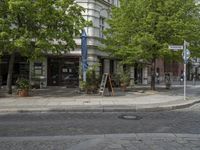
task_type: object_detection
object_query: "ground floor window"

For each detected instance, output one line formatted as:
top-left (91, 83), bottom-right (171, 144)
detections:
top-left (134, 64), bottom-right (143, 84)
top-left (33, 62), bottom-right (43, 76)
top-left (0, 55), bottom-right (29, 85)
top-left (47, 57), bottom-right (79, 87)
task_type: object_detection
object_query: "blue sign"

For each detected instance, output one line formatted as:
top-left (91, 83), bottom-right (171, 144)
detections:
top-left (182, 49), bottom-right (190, 63)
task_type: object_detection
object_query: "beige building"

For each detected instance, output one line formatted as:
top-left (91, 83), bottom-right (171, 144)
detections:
top-left (28, 0), bottom-right (121, 88)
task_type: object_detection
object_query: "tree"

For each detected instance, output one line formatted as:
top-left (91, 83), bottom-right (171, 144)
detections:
top-left (0, 0), bottom-right (89, 94)
top-left (102, 0), bottom-right (200, 90)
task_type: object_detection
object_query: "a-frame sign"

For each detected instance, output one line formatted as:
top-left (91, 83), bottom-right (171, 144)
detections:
top-left (99, 73), bottom-right (114, 96)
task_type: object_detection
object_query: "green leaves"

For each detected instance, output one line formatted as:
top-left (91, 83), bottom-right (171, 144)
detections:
top-left (0, 0), bottom-right (89, 59)
top-left (102, 0), bottom-right (200, 65)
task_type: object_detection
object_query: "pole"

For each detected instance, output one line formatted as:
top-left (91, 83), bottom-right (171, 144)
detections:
top-left (83, 71), bottom-right (86, 82)
top-left (183, 40), bottom-right (187, 100)
top-left (184, 63), bottom-right (186, 100)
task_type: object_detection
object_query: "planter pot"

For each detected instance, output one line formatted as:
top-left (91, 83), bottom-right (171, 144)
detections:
top-left (120, 83), bottom-right (127, 91)
top-left (18, 89), bottom-right (29, 97)
top-left (86, 85), bottom-right (97, 94)
top-left (79, 88), bottom-right (85, 92)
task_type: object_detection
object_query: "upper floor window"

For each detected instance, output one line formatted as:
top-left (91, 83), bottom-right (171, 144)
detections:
top-left (107, 0), bottom-right (115, 5)
top-left (99, 17), bottom-right (105, 38)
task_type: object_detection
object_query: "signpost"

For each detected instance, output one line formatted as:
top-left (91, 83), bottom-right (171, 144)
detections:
top-left (169, 41), bottom-right (190, 100)
top-left (182, 49), bottom-right (190, 63)
top-left (168, 45), bottom-right (183, 51)
top-left (183, 41), bottom-right (190, 100)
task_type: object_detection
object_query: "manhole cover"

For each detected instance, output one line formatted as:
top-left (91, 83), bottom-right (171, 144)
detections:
top-left (118, 115), bottom-right (142, 120)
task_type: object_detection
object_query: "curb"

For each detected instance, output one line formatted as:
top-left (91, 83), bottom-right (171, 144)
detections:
top-left (0, 99), bottom-right (199, 113)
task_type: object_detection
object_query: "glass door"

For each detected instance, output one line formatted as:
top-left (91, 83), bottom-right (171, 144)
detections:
top-left (48, 58), bottom-right (59, 86)
top-left (60, 61), bottom-right (79, 87)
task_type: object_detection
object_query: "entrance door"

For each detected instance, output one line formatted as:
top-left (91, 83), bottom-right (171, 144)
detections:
top-left (47, 57), bottom-right (79, 87)
top-left (48, 59), bottom-right (59, 86)
top-left (60, 62), bottom-right (79, 87)
top-left (134, 64), bottom-right (143, 84)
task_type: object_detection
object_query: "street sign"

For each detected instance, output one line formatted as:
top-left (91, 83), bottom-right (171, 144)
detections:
top-left (168, 45), bottom-right (183, 51)
top-left (182, 49), bottom-right (190, 61)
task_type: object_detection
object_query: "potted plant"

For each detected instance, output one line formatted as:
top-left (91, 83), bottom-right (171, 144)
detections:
top-left (16, 78), bottom-right (30, 97)
top-left (79, 80), bottom-right (87, 92)
top-left (119, 73), bottom-right (130, 91)
top-left (84, 64), bottom-right (99, 94)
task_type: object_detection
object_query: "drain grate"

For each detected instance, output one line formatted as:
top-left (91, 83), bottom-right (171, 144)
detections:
top-left (118, 115), bottom-right (142, 120)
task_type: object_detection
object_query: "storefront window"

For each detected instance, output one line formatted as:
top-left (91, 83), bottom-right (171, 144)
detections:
top-left (34, 62), bottom-right (43, 76)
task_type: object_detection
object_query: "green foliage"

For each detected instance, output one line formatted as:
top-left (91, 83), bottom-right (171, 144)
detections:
top-left (16, 78), bottom-right (30, 90)
top-left (86, 64), bottom-right (100, 87)
top-left (119, 73), bottom-right (130, 86)
top-left (84, 64), bottom-right (100, 93)
top-left (0, 0), bottom-right (90, 59)
top-left (79, 80), bottom-right (87, 90)
top-left (102, 0), bottom-right (200, 64)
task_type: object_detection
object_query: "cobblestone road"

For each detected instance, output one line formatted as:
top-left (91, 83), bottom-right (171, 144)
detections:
top-left (0, 103), bottom-right (200, 149)
top-left (0, 103), bottom-right (200, 136)
top-left (0, 134), bottom-right (199, 150)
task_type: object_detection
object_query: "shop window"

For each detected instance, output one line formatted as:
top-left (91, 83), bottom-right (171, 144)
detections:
top-left (34, 62), bottom-right (43, 76)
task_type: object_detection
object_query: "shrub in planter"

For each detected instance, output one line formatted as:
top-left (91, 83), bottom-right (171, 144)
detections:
top-left (16, 78), bottom-right (30, 97)
top-left (119, 73), bottom-right (130, 91)
top-left (79, 81), bottom-right (87, 91)
top-left (84, 64), bottom-right (99, 94)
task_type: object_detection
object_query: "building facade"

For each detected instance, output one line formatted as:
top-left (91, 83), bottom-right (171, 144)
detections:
top-left (28, 0), bottom-right (120, 88)
top-left (0, 0), bottom-right (120, 88)
top-left (0, 0), bottom-right (186, 88)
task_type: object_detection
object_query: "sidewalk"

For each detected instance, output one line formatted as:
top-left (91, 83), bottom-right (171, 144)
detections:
top-left (0, 85), bottom-right (200, 113)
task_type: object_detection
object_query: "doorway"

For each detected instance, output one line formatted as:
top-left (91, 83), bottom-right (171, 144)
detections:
top-left (134, 64), bottom-right (143, 84)
top-left (47, 57), bottom-right (79, 87)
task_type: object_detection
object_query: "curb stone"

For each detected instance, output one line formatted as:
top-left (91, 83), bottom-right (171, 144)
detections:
top-left (0, 99), bottom-right (199, 113)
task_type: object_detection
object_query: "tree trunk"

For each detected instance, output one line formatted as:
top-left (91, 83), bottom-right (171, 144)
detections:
top-left (7, 53), bottom-right (15, 94)
top-left (151, 58), bottom-right (156, 90)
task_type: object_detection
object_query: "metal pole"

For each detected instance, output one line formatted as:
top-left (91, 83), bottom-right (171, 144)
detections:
top-left (183, 40), bottom-right (186, 100)
top-left (184, 63), bottom-right (186, 100)
top-left (83, 71), bottom-right (86, 82)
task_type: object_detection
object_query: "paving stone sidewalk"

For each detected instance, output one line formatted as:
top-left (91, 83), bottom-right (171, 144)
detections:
top-left (0, 86), bottom-right (199, 113)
